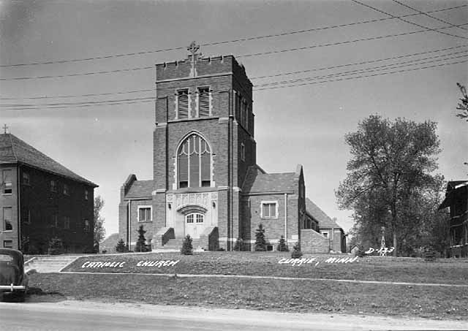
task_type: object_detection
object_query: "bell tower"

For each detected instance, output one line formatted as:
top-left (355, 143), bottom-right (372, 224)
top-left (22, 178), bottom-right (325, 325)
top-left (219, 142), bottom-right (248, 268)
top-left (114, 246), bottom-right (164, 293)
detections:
top-left (152, 42), bottom-right (256, 250)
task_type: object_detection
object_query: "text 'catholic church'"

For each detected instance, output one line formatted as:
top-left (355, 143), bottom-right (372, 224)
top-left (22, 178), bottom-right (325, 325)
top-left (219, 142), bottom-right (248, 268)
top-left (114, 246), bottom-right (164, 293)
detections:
top-left (119, 43), bottom-right (345, 252)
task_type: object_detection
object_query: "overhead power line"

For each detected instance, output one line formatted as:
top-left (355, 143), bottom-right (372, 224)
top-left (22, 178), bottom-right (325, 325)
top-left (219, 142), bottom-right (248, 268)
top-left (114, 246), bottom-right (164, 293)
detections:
top-left (255, 52), bottom-right (468, 88)
top-left (1, 45), bottom-right (466, 101)
top-left (1, 58), bottom-right (465, 110)
top-left (254, 59), bottom-right (467, 91)
top-left (255, 51), bottom-right (468, 87)
top-left (392, 0), bottom-right (468, 32)
top-left (3, 23), bottom-right (467, 82)
top-left (0, 3), bottom-right (465, 68)
top-left (251, 44), bottom-right (468, 80)
top-left (352, 0), bottom-right (468, 40)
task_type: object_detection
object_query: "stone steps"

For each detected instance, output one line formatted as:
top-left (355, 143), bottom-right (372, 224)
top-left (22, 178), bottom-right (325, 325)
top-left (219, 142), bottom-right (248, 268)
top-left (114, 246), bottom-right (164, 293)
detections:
top-left (25, 255), bottom-right (79, 273)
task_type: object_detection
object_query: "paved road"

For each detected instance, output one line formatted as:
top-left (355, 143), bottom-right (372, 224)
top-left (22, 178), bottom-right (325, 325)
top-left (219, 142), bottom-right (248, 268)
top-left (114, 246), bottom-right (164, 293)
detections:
top-left (1, 300), bottom-right (467, 331)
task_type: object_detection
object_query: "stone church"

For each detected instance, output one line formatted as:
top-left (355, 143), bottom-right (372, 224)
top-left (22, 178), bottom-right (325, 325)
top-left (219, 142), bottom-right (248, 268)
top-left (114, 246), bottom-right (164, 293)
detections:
top-left (119, 43), bottom-right (345, 252)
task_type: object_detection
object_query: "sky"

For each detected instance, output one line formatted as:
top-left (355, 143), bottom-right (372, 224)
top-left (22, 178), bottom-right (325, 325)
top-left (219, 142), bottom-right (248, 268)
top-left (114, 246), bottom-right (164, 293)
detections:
top-left (1, 0), bottom-right (467, 238)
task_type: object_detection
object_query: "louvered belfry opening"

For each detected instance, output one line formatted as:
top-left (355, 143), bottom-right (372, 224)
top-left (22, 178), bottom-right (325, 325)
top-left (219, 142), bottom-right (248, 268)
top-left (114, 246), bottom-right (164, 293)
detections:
top-left (198, 87), bottom-right (210, 117)
top-left (177, 89), bottom-right (189, 119)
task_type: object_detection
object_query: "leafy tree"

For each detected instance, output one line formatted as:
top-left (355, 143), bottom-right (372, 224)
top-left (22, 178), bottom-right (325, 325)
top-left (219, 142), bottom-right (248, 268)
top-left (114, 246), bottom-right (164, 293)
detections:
top-left (181, 235), bottom-right (193, 255)
top-left (254, 223), bottom-right (267, 251)
top-left (336, 115), bottom-right (441, 256)
top-left (291, 242), bottom-right (303, 259)
top-left (94, 196), bottom-right (106, 251)
top-left (277, 235), bottom-right (289, 252)
top-left (115, 239), bottom-right (128, 253)
top-left (456, 83), bottom-right (468, 121)
top-left (135, 225), bottom-right (148, 252)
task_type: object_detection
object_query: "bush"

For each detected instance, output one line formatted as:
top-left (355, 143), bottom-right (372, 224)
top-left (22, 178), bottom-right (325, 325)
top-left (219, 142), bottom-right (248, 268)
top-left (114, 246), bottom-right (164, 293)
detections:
top-left (115, 239), bottom-right (128, 253)
top-left (254, 224), bottom-right (267, 251)
top-left (135, 225), bottom-right (149, 252)
top-left (277, 235), bottom-right (289, 252)
top-left (233, 237), bottom-right (244, 251)
top-left (291, 242), bottom-right (303, 259)
top-left (181, 235), bottom-right (193, 255)
top-left (48, 237), bottom-right (64, 255)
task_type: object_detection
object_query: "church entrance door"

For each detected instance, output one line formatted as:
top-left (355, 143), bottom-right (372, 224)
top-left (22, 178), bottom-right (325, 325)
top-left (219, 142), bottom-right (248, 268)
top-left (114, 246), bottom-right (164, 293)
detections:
top-left (184, 213), bottom-right (205, 239)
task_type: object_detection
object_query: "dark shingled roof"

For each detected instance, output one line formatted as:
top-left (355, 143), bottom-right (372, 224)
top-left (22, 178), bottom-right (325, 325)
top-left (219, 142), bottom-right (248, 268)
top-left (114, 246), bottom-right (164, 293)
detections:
top-left (306, 198), bottom-right (342, 230)
top-left (242, 165), bottom-right (299, 194)
top-left (125, 180), bottom-right (154, 199)
top-left (0, 133), bottom-right (97, 187)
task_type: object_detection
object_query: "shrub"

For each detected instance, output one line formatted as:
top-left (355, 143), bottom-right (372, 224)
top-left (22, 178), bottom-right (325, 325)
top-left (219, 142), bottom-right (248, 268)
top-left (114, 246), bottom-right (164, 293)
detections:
top-left (277, 235), bottom-right (289, 252)
top-left (115, 239), bottom-right (128, 253)
top-left (48, 237), bottom-right (64, 255)
top-left (181, 235), bottom-right (193, 255)
top-left (254, 224), bottom-right (267, 251)
top-left (233, 237), bottom-right (244, 251)
top-left (135, 225), bottom-right (148, 252)
top-left (291, 242), bottom-right (303, 259)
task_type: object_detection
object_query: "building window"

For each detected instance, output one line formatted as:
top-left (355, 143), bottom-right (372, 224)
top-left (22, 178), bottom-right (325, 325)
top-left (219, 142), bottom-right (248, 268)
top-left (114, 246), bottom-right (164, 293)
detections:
top-left (51, 214), bottom-right (58, 228)
top-left (3, 207), bottom-right (13, 231)
top-left (241, 143), bottom-right (245, 161)
top-left (177, 89), bottom-right (189, 119)
top-left (84, 219), bottom-right (91, 232)
top-left (177, 134), bottom-right (211, 188)
top-left (64, 216), bottom-right (70, 229)
top-left (138, 206), bottom-right (152, 222)
top-left (323, 232), bottom-right (328, 238)
top-left (186, 213), bottom-right (204, 224)
top-left (63, 184), bottom-right (69, 195)
top-left (2, 169), bottom-right (13, 194)
top-left (50, 180), bottom-right (57, 192)
top-left (22, 172), bottom-right (30, 185)
top-left (198, 87), bottom-right (210, 117)
top-left (85, 189), bottom-right (89, 201)
top-left (261, 201), bottom-right (278, 219)
top-left (3, 240), bottom-right (13, 249)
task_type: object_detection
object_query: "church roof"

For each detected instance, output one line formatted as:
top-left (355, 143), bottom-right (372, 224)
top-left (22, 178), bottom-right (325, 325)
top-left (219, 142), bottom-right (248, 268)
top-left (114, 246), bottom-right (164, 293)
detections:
top-left (0, 133), bottom-right (97, 187)
top-left (242, 165), bottom-right (298, 194)
top-left (306, 198), bottom-right (342, 230)
top-left (125, 180), bottom-right (154, 199)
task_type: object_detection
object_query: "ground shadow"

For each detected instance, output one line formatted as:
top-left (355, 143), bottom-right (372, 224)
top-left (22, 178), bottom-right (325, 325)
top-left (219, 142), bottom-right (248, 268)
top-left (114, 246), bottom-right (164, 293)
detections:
top-left (21, 287), bottom-right (67, 303)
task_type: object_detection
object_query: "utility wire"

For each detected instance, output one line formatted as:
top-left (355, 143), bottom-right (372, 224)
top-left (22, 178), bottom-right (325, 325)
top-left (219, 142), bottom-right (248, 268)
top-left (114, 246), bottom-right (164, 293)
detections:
top-left (251, 44), bottom-right (468, 80)
top-left (1, 45), bottom-right (466, 101)
top-left (3, 22), bottom-right (467, 82)
top-left (238, 23), bottom-right (468, 58)
top-left (255, 52), bottom-right (468, 87)
top-left (254, 59), bottom-right (467, 91)
top-left (1, 58), bottom-right (465, 109)
top-left (0, 4), bottom-right (465, 68)
top-left (392, 0), bottom-right (468, 32)
top-left (352, 0), bottom-right (468, 40)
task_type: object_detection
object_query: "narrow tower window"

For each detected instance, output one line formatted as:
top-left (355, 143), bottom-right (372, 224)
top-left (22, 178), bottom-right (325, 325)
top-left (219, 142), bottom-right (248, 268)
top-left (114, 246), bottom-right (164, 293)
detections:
top-left (198, 87), bottom-right (210, 117)
top-left (177, 89), bottom-right (189, 119)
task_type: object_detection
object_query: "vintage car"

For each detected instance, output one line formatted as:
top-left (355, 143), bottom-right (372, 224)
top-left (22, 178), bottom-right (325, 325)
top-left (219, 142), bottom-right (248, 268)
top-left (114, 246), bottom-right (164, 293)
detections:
top-left (0, 248), bottom-right (31, 301)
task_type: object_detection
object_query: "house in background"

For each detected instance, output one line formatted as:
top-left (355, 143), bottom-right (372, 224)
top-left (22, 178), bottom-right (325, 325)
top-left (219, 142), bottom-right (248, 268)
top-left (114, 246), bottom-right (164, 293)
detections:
top-left (119, 43), bottom-right (345, 252)
top-left (439, 180), bottom-right (468, 257)
top-left (0, 132), bottom-right (98, 253)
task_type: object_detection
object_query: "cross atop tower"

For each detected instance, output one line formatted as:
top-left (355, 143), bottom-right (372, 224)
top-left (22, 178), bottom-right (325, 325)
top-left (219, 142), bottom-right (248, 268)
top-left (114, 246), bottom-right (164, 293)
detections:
top-left (3, 124), bottom-right (8, 134)
top-left (187, 41), bottom-right (202, 78)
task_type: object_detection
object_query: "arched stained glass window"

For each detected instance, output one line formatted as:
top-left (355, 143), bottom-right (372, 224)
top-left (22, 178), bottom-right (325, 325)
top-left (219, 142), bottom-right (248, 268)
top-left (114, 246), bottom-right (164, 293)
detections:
top-left (177, 134), bottom-right (211, 188)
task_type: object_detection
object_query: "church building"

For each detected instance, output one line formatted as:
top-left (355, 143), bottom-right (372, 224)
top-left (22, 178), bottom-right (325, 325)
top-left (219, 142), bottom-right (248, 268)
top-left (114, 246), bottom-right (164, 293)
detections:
top-left (119, 43), bottom-right (344, 252)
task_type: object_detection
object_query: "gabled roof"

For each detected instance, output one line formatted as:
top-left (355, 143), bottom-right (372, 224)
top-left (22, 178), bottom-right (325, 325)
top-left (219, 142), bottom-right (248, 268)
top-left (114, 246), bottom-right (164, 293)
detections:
top-left (0, 133), bottom-right (97, 187)
top-left (125, 180), bottom-right (154, 199)
top-left (438, 180), bottom-right (468, 210)
top-left (242, 165), bottom-right (300, 194)
top-left (306, 198), bottom-right (342, 230)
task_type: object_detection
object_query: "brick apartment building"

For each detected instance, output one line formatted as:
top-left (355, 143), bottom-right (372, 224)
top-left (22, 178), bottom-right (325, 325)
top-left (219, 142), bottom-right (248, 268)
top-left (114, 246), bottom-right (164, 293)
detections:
top-left (439, 180), bottom-right (468, 257)
top-left (119, 42), bottom-right (344, 252)
top-left (0, 132), bottom-right (98, 253)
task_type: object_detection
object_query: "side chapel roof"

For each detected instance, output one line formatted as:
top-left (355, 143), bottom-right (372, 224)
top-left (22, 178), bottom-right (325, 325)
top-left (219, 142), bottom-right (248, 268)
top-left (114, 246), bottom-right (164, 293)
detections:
top-left (306, 198), bottom-right (342, 230)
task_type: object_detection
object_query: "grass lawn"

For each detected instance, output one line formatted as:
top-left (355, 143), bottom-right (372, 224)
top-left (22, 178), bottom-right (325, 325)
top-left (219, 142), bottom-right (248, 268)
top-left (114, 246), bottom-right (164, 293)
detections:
top-left (27, 252), bottom-right (468, 320)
